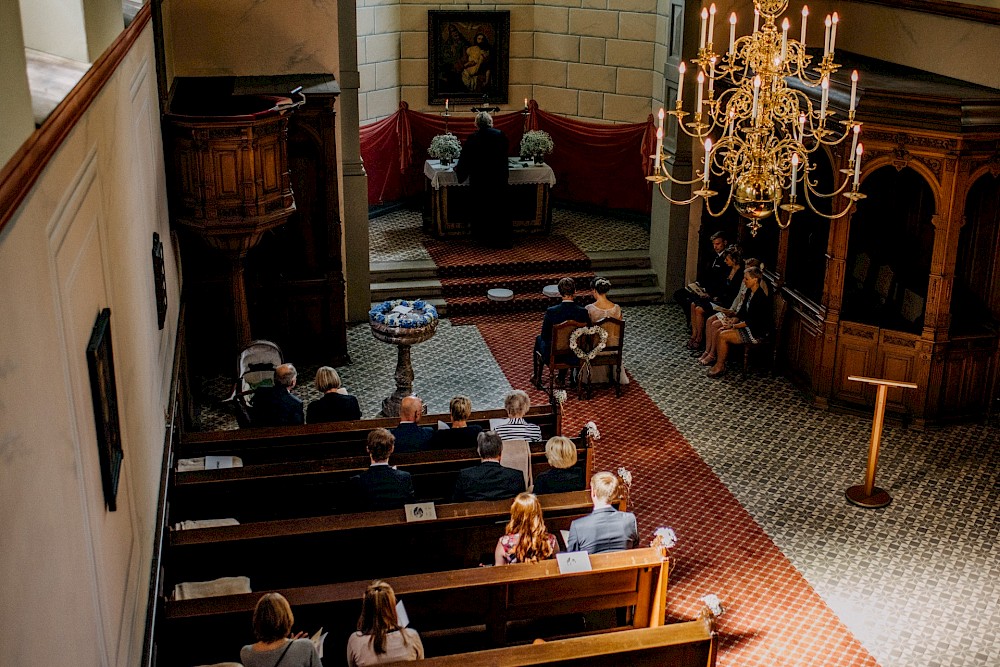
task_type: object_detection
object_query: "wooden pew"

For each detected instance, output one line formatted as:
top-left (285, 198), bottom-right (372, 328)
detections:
top-left (179, 405), bottom-right (561, 464)
top-left (404, 620), bottom-right (718, 667)
top-left (169, 438), bottom-right (593, 522)
top-left (166, 491), bottom-right (595, 591)
top-left (160, 548), bottom-right (668, 667)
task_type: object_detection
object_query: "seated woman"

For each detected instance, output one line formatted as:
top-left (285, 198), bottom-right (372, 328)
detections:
top-left (699, 257), bottom-right (762, 367)
top-left (494, 492), bottom-right (560, 565)
top-left (347, 580), bottom-right (424, 666)
top-left (241, 592), bottom-right (322, 667)
top-left (688, 246), bottom-right (743, 350)
top-left (532, 436), bottom-right (584, 494)
top-left (585, 277), bottom-right (629, 386)
top-left (492, 390), bottom-right (543, 442)
top-left (707, 266), bottom-right (773, 378)
top-left (307, 366), bottom-right (361, 423)
top-left (430, 396), bottom-right (483, 449)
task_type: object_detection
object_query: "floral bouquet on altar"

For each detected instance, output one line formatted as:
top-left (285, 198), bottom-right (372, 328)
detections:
top-left (428, 133), bottom-right (461, 164)
top-left (520, 130), bottom-right (554, 163)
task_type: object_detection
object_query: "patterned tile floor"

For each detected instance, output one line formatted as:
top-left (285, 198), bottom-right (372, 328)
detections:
top-left (193, 304), bottom-right (999, 666)
top-left (368, 205), bottom-right (649, 265)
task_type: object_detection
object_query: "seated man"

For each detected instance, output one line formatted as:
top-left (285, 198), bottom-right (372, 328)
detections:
top-left (250, 363), bottom-right (304, 427)
top-left (532, 277), bottom-right (590, 387)
top-left (672, 231), bottom-right (729, 327)
top-left (350, 428), bottom-right (415, 511)
top-left (566, 471), bottom-right (638, 554)
top-left (429, 396), bottom-right (483, 449)
top-left (452, 431), bottom-right (526, 502)
top-left (492, 390), bottom-right (543, 442)
top-left (391, 395), bottom-right (433, 453)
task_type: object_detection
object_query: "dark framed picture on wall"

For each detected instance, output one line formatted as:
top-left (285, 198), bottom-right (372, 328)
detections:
top-left (428, 10), bottom-right (509, 106)
top-left (86, 308), bottom-right (124, 511)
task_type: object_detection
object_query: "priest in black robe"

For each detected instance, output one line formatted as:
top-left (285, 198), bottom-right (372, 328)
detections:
top-left (455, 111), bottom-right (511, 247)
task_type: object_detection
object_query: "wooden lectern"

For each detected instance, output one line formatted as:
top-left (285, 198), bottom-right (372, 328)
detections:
top-left (845, 376), bottom-right (918, 508)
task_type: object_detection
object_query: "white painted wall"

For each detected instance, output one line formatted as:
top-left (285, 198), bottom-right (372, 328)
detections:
top-left (0, 24), bottom-right (179, 667)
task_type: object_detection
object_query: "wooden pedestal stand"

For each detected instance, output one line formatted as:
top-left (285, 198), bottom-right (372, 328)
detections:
top-left (845, 376), bottom-right (917, 509)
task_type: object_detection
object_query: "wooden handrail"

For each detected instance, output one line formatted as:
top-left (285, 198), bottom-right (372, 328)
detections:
top-left (0, 5), bottom-right (152, 234)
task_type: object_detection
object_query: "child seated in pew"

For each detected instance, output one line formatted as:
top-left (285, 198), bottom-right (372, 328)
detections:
top-left (494, 493), bottom-right (560, 565)
top-left (347, 580), bottom-right (424, 666)
top-left (241, 593), bottom-right (323, 667)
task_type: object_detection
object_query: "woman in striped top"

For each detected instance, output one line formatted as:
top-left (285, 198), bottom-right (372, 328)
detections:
top-left (493, 390), bottom-right (543, 442)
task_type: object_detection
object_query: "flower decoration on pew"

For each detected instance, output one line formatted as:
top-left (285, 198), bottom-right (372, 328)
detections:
top-left (552, 389), bottom-right (568, 405)
top-left (700, 594), bottom-right (726, 618)
top-left (585, 421), bottom-right (601, 440)
top-left (520, 130), bottom-right (555, 161)
top-left (651, 526), bottom-right (677, 550)
top-left (428, 133), bottom-right (462, 164)
top-left (616, 465), bottom-right (634, 509)
top-left (616, 465), bottom-right (630, 486)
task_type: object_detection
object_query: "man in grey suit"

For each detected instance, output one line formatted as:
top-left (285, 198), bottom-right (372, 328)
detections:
top-left (566, 471), bottom-right (639, 554)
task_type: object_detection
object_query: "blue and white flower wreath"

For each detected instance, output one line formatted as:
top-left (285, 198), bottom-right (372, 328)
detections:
top-left (369, 299), bottom-right (439, 329)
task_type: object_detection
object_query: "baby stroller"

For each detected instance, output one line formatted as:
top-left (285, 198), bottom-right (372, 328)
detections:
top-left (223, 339), bottom-right (284, 427)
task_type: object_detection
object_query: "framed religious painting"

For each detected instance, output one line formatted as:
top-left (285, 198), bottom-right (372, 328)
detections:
top-left (428, 10), bottom-right (510, 106)
top-left (86, 308), bottom-right (124, 511)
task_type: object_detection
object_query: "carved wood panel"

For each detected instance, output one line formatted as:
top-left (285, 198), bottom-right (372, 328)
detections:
top-left (834, 321), bottom-right (878, 404)
top-left (783, 306), bottom-right (822, 385)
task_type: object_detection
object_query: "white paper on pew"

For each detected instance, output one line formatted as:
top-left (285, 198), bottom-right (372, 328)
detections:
top-left (391, 305), bottom-right (414, 314)
top-left (173, 518), bottom-right (240, 531)
top-left (310, 627), bottom-right (327, 658)
top-left (437, 420), bottom-right (450, 430)
top-left (560, 530), bottom-right (571, 547)
top-left (556, 551), bottom-right (593, 574)
top-left (404, 502), bottom-right (437, 522)
top-left (396, 599), bottom-right (410, 628)
top-left (204, 455), bottom-right (236, 469)
top-left (489, 418), bottom-right (506, 431)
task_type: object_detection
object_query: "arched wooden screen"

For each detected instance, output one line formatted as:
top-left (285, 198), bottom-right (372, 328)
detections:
top-left (784, 150), bottom-right (835, 303)
top-left (842, 166), bottom-right (935, 334)
top-left (953, 174), bottom-right (1000, 334)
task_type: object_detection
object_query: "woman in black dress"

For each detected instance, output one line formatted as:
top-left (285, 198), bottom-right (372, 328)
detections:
top-left (707, 266), bottom-right (772, 378)
top-left (532, 436), bottom-right (584, 494)
top-left (307, 366), bottom-right (361, 423)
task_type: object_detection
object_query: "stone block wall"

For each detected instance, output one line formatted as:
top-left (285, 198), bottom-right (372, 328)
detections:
top-left (357, 0), bottom-right (672, 124)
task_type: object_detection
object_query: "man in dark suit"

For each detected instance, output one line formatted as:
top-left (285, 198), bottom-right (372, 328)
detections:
top-left (566, 471), bottom-right (639, 555)
top-left (452, 431), bottom-right (526, 502)
top-left (454, 111), bottom-right (511, 248)
top-left (673, 231), bottom-right (730, 328)
top-left (391, 395), bottom-right (433, 453)
top-left (350, 428), bottom-right (415, 511)
top-left (532, 277), bottom-right (590, 387)
top-left (250, 363), bottom-right (304, 427)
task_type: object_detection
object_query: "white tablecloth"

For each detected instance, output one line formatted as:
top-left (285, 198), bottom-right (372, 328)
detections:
top-left (424, 159), bottom-right (557, 189)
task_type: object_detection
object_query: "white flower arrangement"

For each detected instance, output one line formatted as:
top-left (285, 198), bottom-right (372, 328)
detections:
top-left (616, 465), bottom-right (631, 486)
top-left (428, 133), bottom-right (462, 161)
top-left (520, 130), bottom-right (554, 158)
top-left (653, 526), bottom-right (677, 549)
top-left (700, 594), bottom-right (725, 617)
top-left (585, 421), bottom-right (601, 440)
top-left (553, 389), bottom-right (568, 405)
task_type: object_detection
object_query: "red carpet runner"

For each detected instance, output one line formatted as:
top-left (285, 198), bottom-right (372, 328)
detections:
top-left (473, 312), bottom-right (879, 667)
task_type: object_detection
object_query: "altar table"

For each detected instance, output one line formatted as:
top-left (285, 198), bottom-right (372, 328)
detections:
top-left (422, 159), bottom-right (556, 238)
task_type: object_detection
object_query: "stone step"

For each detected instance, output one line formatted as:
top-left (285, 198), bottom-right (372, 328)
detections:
top-left (587, 250), bottom-right (652, 270)
top-left (370, 278), bottom-right (442, 301)
top-left (369, 259), bottom-right (437, 281)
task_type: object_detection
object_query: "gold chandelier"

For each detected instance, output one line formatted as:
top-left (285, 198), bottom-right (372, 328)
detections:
top-left (649, 0), bottom-right (866, 235)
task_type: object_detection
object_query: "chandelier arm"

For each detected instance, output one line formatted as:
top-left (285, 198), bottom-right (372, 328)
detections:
top-left (701, 185), bottom-right (734, 218)
top-left (802, 179), bottom-right (853, 219)
top-left (804, 171), bottom-right (853, 198)
top-left (656, 179), bottom-right (702, 206)
top-left (656, 164), bottom-right (705, 187)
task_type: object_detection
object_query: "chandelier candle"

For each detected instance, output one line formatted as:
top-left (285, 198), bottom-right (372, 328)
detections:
top-left (646, 0), bottom-right (867, 233)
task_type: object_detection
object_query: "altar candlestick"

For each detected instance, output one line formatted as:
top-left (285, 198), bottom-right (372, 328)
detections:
top-left (708, 4), bottom-right (717, 47)
top-left (700, 7), bottom-right (708, 49)
top-left (850, 123), bottom-right (860, 161)
top-left (445, 98), bottom-right (449, 112)
top-left (729, 13), bottom-right (736, 55)
top-left (801, 5), bottom-right (809, 46)
top-left (524, 98), bottom-right (528, 109)
top-left (703, 139), bottom-right (712, 185)
top-left (677, 62), bottom-right (686, 104)
top-left (831, 12), bottom-right (839, 55)
top-left (824, 15), bottom-right (831, 56)
top-left (752, 75), bottom-right (761, 120)
top-left (697, 70), bottom-right (705, 110)
top-left (753, 8), bottom-right (760, 34)
top-left (791, 152), bottom-right (799, 197)
top-left (819, 76), bottom-right (829, 120)
top-left (854, 144), bottom-right (863, 187)
top-left (849, 70), bottom-right (858, 113)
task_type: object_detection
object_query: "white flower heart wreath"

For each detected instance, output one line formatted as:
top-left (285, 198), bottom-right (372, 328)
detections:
top-left (568, 326), bottom-right (608, 361)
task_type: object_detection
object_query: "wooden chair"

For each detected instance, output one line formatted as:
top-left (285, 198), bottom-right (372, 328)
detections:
top-left (582, 317), bottom-right (625, 398)
top-left (533, 320), bottom-right (588, 398)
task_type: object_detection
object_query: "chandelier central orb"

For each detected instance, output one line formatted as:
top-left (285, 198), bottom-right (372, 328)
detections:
top-left (648, 0), bottom-right (867, 235)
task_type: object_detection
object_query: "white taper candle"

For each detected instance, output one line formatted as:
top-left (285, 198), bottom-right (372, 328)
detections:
top-left (831, 12), bottom-right (839, 55)
top-left (708, 4), bottom-right (717, 47)
top-left (729, 13), bottom-right (737, 56)
top-left (820, 76), bottom-right (829, 120)
top-left (854, 143), bottom-right (863, 187)
top-left (791, 152), bottom-right (799, 197)
top-left (801, 5), bottom-right (809, 46)
top-left (677, 62), bottom-right (686, 103)
top-left (850, 70), bottom-right (858, 113)
top-left (700, 7), bottom-right (708, 49)
top-left (824, 15), bottom-right (831, 56)
top-left (704, 138), bottom-right (712, 184)
top-left (752, 75), bottom-right (761, 119)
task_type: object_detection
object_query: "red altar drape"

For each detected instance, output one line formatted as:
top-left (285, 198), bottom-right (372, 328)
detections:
top-left (360, 101), bottom-right (655, 214)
